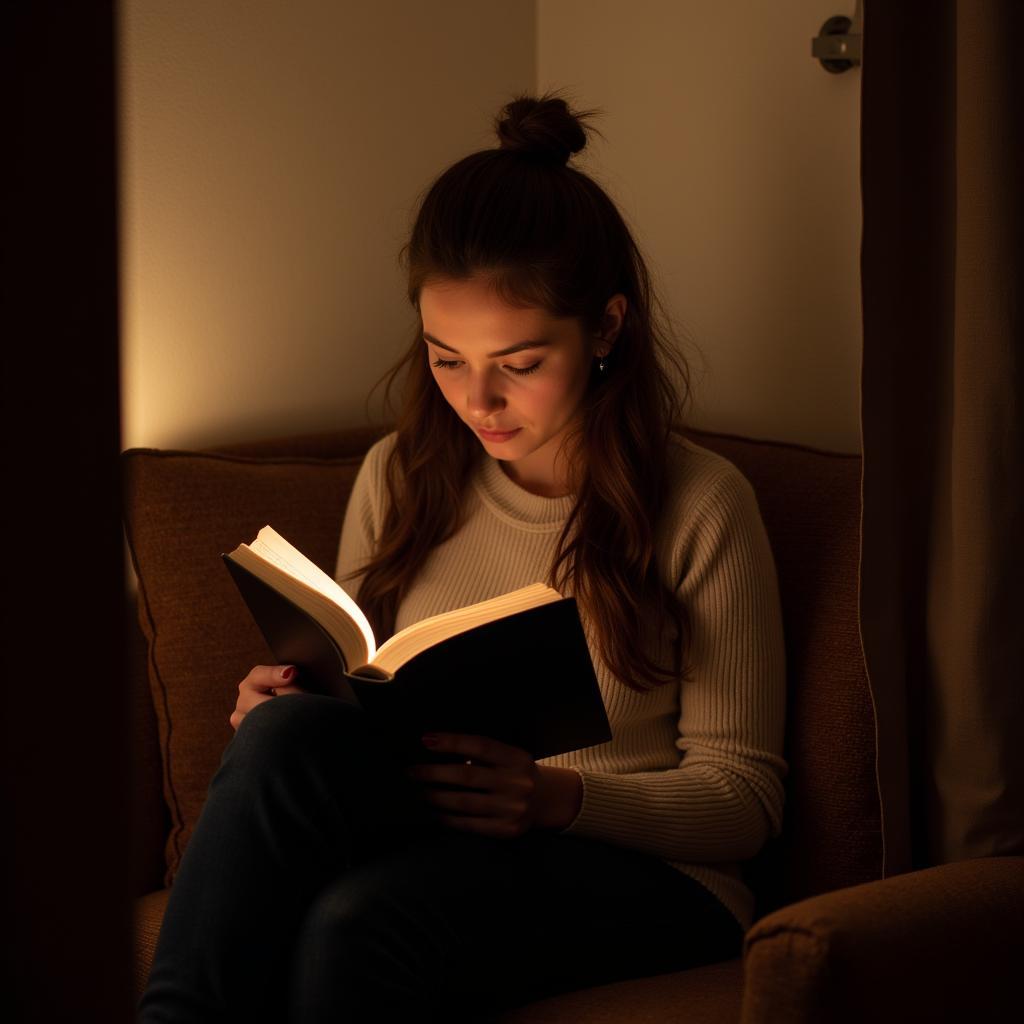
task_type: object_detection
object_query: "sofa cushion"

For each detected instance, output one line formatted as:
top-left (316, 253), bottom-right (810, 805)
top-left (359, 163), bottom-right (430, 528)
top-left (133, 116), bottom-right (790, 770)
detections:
top-left (133, 888), bottom-right (171, 1003)
top-left (124, 425), bottom-right (882, 914)
top-left (687, 429), bottom-right (882, 913)
top-left (122, 447), bottom-right (365, 883)
top-left (494, 957), bottom-right (744, 1023)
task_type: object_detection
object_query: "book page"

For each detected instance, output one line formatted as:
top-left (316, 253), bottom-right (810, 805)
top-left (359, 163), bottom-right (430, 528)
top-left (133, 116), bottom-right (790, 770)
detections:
top-left (237, 526), bottom-right (376, 663)
top-left (369, 582), bottom-right (563, 675)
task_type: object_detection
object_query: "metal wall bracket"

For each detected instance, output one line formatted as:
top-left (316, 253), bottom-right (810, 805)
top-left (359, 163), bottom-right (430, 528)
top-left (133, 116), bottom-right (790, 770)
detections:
top-left (812, 1), bottom-right (863, 73)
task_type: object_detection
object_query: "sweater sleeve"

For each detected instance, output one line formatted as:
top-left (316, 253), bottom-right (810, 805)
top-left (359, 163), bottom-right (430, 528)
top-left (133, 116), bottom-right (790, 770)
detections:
top-left (561, 464), bottom-right (788, 864)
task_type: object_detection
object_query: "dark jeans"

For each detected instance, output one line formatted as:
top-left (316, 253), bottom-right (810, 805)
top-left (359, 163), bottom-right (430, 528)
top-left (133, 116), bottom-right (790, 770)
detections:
top-left (138, 693), bottom-right (743, 1023)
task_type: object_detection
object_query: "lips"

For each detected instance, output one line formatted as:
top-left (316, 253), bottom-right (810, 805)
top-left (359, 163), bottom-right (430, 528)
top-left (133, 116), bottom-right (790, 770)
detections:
top-left (476, 426), bottom-right (522, 442)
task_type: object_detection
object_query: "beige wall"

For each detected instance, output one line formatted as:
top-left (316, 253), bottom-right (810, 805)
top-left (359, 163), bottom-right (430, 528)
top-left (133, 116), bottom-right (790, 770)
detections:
top-left (121, 0), bottom-right (861, 454)
top-left (538, 0), bottom-right (862, 453)
top-left (120, 0), bottom-right (536, 449)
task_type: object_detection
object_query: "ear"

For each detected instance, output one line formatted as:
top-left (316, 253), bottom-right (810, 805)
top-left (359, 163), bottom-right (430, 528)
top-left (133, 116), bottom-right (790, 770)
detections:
top-left (595, 293), bottom-right (627, 357)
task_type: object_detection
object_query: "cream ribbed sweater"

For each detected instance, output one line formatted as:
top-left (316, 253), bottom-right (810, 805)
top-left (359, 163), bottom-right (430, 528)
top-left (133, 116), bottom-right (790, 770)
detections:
top-left (334, 431), bottom-right (787, 932)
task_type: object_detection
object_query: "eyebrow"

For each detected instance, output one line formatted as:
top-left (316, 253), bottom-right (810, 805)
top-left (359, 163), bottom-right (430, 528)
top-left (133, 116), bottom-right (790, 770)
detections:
top-left (422, 332), bottom-right (552, 358)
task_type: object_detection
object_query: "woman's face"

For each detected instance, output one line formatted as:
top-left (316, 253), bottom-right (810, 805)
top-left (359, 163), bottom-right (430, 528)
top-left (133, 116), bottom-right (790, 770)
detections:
top-left (419, 277), bottom-right (623, 496)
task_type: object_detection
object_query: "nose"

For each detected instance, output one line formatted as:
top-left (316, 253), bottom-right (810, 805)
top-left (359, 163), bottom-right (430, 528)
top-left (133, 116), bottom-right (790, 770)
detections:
top-left (465, 368), bottom-right (507, 422)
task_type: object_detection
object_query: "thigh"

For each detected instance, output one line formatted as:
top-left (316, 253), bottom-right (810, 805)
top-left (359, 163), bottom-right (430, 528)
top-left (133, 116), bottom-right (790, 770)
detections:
top-left (224, 692), bottom-right (443, 858)
top-left (298, 826), bottom-right (742, 1018)
top-left (466, 831), bottom-right (743, 1009)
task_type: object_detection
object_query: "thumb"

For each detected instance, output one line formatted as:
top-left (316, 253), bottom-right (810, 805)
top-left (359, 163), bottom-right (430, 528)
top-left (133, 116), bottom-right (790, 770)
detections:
top-left (269, 683), bottom-right (306, 697)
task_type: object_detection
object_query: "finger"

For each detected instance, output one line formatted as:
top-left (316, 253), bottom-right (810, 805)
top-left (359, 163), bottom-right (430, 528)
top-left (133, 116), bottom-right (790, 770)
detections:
top-left (268, 682), bottom-right (305, 697)
top-left (235, 677), bottom-right (298, 716)
top-left (242, 665), bottom-right (281, 688)
top-left (251, 682), bottom-right (302, 706)
top-left (434, 813), bottom-right (525, 840)
top-left (230, 699), bottom-right (265, 731)
top-left (243, 665), bottom-right (297, 691)
top-left (408, 762), bottom-right (536, 799)
top-left (234, 692), bottom-right (259, 717)
top-left (230, 678), bottom-right (302, 731)
top-left (421, 732), bottom-right (531, 769)
top-left (421, 788), bottom-right (526, 819)
top-left (409, 762), bottom-right (490, 791)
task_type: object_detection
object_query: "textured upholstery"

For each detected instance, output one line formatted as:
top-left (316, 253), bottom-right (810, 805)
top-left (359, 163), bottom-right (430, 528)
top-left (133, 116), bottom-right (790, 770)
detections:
top-left (123, 442), bottom-right (373, 883)
top-left (495, 959), bottom-right (744, 1024)
top-left (691, 432), bottom-right (881, 913)
top-left (124, 423), bottom-right (889, 1019)
top-left (133, 889), bottom-right (171, 1003)
top-left (740, 855), bottom-right (1024, 1022)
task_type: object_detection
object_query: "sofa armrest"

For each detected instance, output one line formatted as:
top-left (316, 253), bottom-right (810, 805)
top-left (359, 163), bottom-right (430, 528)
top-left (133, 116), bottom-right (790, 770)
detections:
top-left (740, 856), bottom-right (1024, 1024)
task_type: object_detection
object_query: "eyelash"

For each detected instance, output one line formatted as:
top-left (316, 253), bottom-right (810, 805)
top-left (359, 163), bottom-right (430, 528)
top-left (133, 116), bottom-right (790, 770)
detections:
top-left (432, 357), bottom-right (541, 377)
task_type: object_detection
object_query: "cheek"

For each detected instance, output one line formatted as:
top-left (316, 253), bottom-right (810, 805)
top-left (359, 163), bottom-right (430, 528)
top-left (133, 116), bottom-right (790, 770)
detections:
top-left (532, 370), bottom-right (586, 419)
top-left (431, 369), bottom-right (460, 406)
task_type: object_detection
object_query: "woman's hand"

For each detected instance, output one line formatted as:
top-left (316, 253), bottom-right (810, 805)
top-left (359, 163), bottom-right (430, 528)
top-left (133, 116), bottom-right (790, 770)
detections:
top-left (229, 665), bottom-right (306, 731)
top-left (406, 733), bottom-right (584, 839)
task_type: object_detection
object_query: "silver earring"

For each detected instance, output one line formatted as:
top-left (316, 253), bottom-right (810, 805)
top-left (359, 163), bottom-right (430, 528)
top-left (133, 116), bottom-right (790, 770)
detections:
top-left (598, 357), bottom-right (607, 374)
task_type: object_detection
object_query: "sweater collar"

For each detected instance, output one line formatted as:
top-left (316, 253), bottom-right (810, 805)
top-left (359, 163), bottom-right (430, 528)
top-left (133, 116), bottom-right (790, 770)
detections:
top-left (474, 455), bottom-right (576, 529)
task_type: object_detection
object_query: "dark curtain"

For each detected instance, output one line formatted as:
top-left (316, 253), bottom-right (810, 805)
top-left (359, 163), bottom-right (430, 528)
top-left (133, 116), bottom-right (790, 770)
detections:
top-left (7, 3), bottom-right (131, 1020)
top-left (860, 0), bottom-right (1024, 875)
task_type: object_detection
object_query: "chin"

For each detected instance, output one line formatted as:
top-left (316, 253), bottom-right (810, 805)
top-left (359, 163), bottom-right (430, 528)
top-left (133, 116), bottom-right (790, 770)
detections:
top-left (482, 435), bottom-right (528, 455)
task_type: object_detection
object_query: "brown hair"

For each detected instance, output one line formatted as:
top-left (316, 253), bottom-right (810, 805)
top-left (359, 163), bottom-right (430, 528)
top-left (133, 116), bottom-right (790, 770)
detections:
top-left (348, 89), bottom-right (696, 692)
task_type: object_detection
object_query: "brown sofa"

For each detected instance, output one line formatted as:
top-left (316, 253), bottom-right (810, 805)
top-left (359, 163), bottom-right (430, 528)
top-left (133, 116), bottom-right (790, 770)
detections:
top-left (123, 424), bottom-right (1022, 1022)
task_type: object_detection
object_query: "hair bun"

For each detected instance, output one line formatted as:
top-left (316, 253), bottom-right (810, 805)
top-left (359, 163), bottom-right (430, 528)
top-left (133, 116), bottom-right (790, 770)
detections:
top-left (494, 91), bottom-right (600, 166)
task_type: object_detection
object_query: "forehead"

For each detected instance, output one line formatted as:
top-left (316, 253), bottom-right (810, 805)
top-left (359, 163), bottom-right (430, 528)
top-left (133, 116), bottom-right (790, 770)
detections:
top-left (419, 279), bottom-right (574, 340)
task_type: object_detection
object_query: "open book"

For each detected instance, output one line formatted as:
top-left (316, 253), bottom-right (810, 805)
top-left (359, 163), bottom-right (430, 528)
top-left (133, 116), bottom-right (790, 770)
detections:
top-left (222, 526), bottom-right (612, 760)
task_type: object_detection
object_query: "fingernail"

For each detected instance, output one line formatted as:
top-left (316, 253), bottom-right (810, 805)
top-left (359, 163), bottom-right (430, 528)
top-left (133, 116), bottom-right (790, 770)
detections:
top-left (280, 666), bottom-right (296, 681)
top-left (421, 734), bottom-right (439, 747)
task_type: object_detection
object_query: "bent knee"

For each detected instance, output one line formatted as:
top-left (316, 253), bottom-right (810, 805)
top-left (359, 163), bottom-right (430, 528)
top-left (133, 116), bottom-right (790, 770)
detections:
top-left (232, 692), bottom-right (362, 765)
top-left (298, 871), bottom-right (427, 950)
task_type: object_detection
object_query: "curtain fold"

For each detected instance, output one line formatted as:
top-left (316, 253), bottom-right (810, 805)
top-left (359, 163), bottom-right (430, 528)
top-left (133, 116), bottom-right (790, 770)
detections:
top-left (859, 0), bottom-right (1023, 874)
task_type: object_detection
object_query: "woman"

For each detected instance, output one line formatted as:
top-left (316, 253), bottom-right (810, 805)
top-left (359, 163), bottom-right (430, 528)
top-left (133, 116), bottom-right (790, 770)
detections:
top-left (140, 91), bottom-right (787, 1023)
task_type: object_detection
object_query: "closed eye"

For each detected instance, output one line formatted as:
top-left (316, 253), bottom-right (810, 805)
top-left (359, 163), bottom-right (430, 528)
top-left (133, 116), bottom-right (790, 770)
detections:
top-left (431, 358), bottom-right (542, 377)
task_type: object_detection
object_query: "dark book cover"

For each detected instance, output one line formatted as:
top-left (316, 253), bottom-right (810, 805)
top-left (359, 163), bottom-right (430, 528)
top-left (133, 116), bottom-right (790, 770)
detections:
top-left (223, 555), bottom-right (612, 761)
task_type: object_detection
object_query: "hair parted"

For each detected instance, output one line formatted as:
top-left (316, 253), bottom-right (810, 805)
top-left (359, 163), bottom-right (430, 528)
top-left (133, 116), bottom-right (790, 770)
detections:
top-left (349, 88), bottom-right (697, 692)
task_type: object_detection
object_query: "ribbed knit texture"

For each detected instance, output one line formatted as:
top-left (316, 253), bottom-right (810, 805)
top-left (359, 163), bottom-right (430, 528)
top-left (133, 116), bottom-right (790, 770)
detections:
top-left (334, 432), bottom-right (788, 932)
